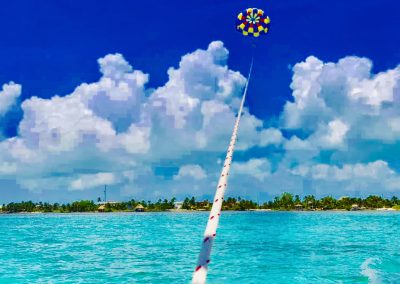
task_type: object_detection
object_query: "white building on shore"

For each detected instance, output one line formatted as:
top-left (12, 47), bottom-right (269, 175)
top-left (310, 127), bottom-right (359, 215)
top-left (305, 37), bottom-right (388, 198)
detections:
top-left (174, 201), bottom-right (184, 209)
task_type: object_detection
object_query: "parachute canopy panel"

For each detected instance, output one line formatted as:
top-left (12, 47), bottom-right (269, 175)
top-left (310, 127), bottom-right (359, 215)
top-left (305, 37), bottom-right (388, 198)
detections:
top-left (236, 8), bottom-right (270, 38)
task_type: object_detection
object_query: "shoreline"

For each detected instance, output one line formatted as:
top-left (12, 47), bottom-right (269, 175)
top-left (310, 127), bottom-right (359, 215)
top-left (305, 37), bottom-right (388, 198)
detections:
top-left (1, 208), bottom-right (399, 215)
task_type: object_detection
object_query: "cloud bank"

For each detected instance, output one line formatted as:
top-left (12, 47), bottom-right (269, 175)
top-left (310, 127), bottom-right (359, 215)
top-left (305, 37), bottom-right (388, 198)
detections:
top-left (1, 42), bottom-right (400, 200)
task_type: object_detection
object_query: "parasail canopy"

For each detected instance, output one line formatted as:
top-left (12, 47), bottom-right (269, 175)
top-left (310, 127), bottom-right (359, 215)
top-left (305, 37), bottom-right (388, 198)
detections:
top-left (236, 8), bottom-right (271, 38)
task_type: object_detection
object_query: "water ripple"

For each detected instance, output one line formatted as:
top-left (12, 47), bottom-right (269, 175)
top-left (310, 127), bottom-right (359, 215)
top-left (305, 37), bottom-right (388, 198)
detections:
top-left (0, 211), bottom-right (399, 283)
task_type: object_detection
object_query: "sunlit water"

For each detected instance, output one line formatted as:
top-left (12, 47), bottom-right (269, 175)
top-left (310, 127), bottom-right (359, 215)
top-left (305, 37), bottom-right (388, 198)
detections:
top-left (1, 211), bottom-right (399, 283)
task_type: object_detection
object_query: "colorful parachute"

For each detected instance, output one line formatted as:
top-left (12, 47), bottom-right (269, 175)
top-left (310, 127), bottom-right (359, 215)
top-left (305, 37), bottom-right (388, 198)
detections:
top-left (236, 8), bottom-right (270, 38)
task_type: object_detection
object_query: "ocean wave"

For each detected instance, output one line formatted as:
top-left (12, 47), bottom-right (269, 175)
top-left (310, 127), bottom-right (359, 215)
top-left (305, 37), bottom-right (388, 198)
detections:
top-left (360, 258), bottom-right (381, 284)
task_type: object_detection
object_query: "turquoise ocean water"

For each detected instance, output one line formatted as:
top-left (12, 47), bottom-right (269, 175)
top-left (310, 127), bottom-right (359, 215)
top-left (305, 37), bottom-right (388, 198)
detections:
top-left (0, 211), bottom-right (399, 283)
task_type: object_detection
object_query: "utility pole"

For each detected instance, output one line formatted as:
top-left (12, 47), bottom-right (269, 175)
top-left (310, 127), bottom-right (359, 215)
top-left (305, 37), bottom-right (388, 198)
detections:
top-left (104, 185), bottom-right (107, 203)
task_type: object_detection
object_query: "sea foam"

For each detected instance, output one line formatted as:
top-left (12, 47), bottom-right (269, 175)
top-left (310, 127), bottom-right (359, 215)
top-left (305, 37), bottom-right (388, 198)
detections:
top-left (360, 258), bottom-right (381, 284)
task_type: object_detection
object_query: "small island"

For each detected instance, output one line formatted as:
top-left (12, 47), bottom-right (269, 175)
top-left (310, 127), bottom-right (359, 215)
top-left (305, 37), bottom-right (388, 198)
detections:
top-left (1, 193), bottom-right (400, 213)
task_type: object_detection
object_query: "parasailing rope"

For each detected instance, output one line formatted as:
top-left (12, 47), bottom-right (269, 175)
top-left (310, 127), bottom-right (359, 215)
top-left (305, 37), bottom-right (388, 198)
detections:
top-left (192, 54), bottom-right (254, 284)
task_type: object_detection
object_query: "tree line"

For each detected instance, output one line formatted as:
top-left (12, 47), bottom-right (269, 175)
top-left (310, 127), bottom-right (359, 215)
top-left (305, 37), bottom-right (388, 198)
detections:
top-left (0, 199), bottom-right (177, 213)
top-left (1, 193), bottom-right (400, 213)
top-left (261, 193), bottom-right (400, 211)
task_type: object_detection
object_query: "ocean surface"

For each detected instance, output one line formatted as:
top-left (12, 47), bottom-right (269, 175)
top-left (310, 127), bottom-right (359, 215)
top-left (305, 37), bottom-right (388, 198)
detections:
top-left (0, 211), bottom-right (399, 284)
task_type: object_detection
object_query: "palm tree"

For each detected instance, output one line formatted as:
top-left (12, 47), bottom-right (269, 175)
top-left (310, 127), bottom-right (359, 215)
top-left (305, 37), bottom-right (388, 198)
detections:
top-left (280, 192), bottom-right (294, 210)
top-left (320, 196), bottom-right (336, 210)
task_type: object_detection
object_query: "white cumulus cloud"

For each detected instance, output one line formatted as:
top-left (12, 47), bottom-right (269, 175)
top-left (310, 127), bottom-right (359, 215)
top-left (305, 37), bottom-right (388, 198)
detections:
top-left (1, 44), bottom-right (400, 199)
top-left (70, 173), bottom-right (117, 191)
top-left (232, 158), bottom-right (271, 181)
top-left (0, 82), bottom-right (21, 115)
top-left (0, 42), bottom-right (274, 196)
top-left (174, 164), bottom-right (207, 180)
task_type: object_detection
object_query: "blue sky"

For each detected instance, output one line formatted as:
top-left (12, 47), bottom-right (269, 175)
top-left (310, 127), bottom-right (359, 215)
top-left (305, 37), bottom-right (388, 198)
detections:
top-left (2, 0), bottom-right (399, 122)
top-left (0, 0), bottom-right (400, 202)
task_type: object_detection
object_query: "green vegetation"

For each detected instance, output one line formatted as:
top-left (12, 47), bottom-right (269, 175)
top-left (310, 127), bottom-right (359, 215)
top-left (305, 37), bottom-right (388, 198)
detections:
top-left (260, 193), bottom-right (400, 211)
top-left (1, 193), bottom-right (400, 213)
top-left (0, 198), bottom-right (177, 213)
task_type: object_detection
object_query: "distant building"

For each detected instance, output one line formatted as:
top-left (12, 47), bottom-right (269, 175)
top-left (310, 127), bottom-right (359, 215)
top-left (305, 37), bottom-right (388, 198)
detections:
top-left (351, 204), bottom-right (360, 211)
top-left (294, 203), bottom-right (303, 211)
top-left (174, 201), bottom-right (183, 210)
top-left (195, 200), bottom-right (210, 210)
top-left (97, 201), bottom-right (119, 212)
top-left (135, 204), bottom-right (145, 212)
